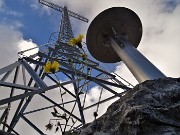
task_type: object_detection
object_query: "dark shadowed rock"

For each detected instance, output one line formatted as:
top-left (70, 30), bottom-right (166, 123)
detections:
top-left (0, 130), bottom-right (15, 135)
top-left (79, 77), bottom-right (180, 135)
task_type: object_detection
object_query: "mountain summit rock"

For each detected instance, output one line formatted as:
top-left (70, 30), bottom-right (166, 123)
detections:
top-left (79, 77), bottom-right (180, 135)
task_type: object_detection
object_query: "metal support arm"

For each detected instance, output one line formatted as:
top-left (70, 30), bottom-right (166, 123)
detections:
top-left (109, 36), bottom-right (166, 83)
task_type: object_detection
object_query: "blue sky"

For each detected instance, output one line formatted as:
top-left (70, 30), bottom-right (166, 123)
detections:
top-left (0, 0), bottom-right (60, 44)
top-left (0, 0), bottom-right (180, 134)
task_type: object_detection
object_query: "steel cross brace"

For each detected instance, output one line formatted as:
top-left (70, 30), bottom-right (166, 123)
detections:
top-left (8, 59), bottom-right (43, 132)
top-left (7, 61), bottom-right (43, 132)
top-left (0, 78), bottom-right (84, 106)
top-left (59, 67), bottom-right (132, 90)
top-left (0, 81), bottom-right (38, 91)
top-left (49, 47), bottom-right (112, 76)
top-left (23, 100), bottom-right (76, 115)
top-left (0, 61), bottom-right (20, 75)
top-left (6, 59), bottom-right (48, 131)
top-left (45, 74), bottom-right (76, 98)
top-left (3, 66), bottom-right (20, 131)
top-left (40, 94), bottom-right (82, 122)
top-left (83, 89), bottom-right (131, 110)
top-left (20, 115), bottom-right (45, 134)
top-left (24, 55), bottom-right (122, 92)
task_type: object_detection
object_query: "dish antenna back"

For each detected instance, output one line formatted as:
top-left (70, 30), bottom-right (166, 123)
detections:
top-left (86, 7), bottom-right (166, 83)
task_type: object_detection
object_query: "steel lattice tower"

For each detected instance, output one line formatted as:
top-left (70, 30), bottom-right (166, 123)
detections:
top-left (0, 1), bottom-right (133, 134)
top-left (58, 6), bottom-right (74, 43)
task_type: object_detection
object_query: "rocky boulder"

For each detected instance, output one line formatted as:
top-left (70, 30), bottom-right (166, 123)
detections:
top-left (79, 77), bottom-right (180, 135)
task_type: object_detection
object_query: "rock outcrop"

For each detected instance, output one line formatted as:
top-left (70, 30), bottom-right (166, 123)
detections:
top-left (79, 77), bottom-right (180, 135)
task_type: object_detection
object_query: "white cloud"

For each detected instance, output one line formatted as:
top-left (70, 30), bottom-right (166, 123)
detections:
top-left (0, 2), bottom-right (36, 66)
top-left (30, 3), bottom-right (39, 10)
top-left (0, 24), bottom-right (38, 68)
top-left (0, 24), bottom-right (22, 67)
top-left (6, 10), bottom-right (23, 17)
top-left (18, 39), bottom-right (38, 57)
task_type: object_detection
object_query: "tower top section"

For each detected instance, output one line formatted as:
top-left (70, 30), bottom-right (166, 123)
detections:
top-left (39, 0), bottom-right (88, 43)
top-left (38, 0), bottom-right (88, 23)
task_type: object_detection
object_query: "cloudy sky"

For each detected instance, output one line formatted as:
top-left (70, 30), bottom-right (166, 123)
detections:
top-left (0, 0), bottom-right (180, 134)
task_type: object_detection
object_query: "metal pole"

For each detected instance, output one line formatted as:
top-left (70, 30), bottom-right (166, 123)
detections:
top-left (109, 36), bottom-right (166, 83)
